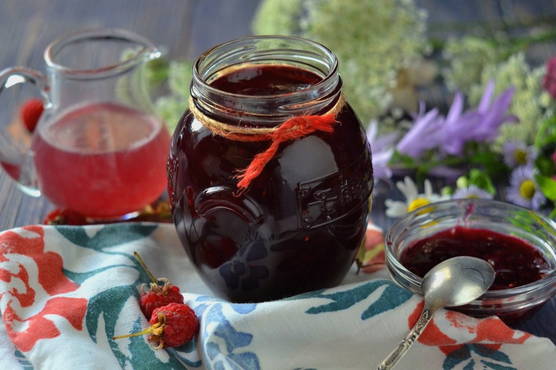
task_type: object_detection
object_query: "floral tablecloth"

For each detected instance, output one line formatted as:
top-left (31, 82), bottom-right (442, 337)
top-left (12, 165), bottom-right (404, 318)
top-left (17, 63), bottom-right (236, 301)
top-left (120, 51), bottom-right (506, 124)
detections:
top-left (0, 223), bottom-right (555, 369)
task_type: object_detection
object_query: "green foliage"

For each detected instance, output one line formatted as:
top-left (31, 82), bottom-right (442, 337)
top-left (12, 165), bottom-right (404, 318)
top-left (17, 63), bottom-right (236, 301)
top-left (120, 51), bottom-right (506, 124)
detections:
top-left (465, 143), bottom-right (509, 183)
top-left (443, 36), bottom-right (501, 93)
top-left (391, 150), bottom-right (466, 181)
top-left (441, 186), bottom-right (454, 196)
top-left (390, 150), bottom-right (417, 168)
top-left (252, 0), bottom-right (303, 35)
top-left (469, 53), bottom-right (554, 146)
top-left (146, 58), bottom-right (170, 89)
top-left (459, 169), bottom-right (496, 195)
top-left (535, 175), bottom-right (556, 201)
top-left (167, 60), bottom-right (193, 97)
top-left (252, 0), bottom-right (429, 125)
top-left (154, 94), bottom-right (187, 131)
top-left (152, 60), bottom-right (193, 132)
top-left (535, 116), bottom-right (556, 149)
top-left (536, 156), bottom-right (556, 178)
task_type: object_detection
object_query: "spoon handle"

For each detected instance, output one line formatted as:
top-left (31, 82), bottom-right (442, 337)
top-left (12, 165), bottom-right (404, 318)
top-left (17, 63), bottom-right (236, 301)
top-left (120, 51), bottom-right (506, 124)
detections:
top-left (377, 305), bottom-right (435, 370)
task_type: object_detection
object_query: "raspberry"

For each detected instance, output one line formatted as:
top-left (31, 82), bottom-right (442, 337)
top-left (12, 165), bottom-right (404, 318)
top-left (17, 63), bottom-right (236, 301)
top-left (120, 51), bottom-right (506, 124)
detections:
top-left (113, 302), bottom-right (199, 349)
top-left (148, 303), bottom-right (199, 348)
top-left (134, 252), bottom-right (184, 318)
top-left (20, 98), bottom-right (44, 133)
top-left (140, 281), bottom-right (184, 318)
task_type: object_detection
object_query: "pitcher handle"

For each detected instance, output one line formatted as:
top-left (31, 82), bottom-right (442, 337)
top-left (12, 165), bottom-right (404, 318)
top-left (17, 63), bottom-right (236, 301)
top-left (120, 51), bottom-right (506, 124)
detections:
top-left (0, 66), bottom-right (49, 196)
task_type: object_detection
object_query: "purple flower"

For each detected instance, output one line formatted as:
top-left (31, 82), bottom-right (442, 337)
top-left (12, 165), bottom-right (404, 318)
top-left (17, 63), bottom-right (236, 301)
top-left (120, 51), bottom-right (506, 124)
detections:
top-left (467, 81), bottom-right (517, 141)
top-left (503, 141), bottom-right (537, 167)
top-left (441, 81), bottom-right (517, 155)
top-left (506, 165), bottom-right (546, 210)
top-left (435, 92), bottom-right (466, 155)
top-left (366, 121), bottom-right (398, 180)
top-left (396, 81), bottom-right (517, 158)
top-left (396, 103), bottom-right (443, 158)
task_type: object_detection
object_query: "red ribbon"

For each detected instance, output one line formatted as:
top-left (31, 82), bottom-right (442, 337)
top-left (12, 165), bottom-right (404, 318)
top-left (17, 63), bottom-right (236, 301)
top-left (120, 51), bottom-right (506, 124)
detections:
top-left (234, 113), bottom-right (338, 191)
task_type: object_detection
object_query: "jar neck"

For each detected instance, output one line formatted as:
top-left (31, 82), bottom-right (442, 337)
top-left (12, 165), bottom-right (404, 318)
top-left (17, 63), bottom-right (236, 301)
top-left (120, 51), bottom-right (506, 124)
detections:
top-left (190, 36), bottom-right (342, 125)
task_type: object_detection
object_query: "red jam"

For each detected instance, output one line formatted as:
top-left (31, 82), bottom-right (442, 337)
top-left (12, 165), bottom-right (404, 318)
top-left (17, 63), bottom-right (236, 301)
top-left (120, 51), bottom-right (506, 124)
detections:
top-left (168, 64), bottom-right (373, 302)
top-left (209, 65), bottom-right (322, 95)
top-left (400, 226), bottom-right (551, 290)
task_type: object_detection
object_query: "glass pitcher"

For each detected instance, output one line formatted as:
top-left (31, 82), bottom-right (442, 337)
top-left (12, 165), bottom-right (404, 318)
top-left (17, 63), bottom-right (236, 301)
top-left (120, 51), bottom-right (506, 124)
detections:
top-left (0, 28), bottom-right (170, 219)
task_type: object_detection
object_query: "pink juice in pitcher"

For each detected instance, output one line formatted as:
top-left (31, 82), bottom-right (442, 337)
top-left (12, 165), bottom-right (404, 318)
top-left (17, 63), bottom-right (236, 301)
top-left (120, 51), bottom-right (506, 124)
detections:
top-left (32, 102), bottom-right (170, 218)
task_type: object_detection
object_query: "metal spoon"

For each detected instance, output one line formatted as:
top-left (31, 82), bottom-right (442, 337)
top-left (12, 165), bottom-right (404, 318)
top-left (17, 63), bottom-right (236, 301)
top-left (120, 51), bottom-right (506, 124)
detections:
top-left (377, 256), bottom-right (495, 370)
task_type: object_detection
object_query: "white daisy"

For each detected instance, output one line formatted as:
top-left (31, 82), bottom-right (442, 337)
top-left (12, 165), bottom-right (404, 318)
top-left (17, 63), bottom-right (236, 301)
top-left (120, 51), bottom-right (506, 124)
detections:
top-left (452, 185), bottom-right (494, 200)
top-left (385, 177), bottom-right (449, 217)
top-left (506, 165), bottom-right (546, 210)
top-left (503, 141), bottom-right (537, 167)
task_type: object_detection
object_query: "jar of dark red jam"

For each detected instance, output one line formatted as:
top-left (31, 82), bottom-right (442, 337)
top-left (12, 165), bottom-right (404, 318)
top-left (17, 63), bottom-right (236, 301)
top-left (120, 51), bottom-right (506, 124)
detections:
top-left (168, 36), bottom-right (373, 302)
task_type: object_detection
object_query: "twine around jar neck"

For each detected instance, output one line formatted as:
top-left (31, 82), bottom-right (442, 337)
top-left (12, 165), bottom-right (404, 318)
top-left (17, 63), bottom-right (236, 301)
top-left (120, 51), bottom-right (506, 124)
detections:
top-left (188, 94), bottom-right (345, 193)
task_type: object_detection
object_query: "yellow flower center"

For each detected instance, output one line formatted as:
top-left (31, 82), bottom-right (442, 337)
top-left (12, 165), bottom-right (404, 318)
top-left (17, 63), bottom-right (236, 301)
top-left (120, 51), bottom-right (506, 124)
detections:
top-left (407, 197), bottom-right (430, 212)
top-left (514, 149), bottom-right (528, 165)
top-left (519, 180), bottom-right (536, 200)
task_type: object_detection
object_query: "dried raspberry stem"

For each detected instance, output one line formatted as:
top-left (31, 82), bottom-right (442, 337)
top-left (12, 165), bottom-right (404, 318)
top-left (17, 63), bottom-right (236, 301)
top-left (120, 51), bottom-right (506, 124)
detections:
top-left (133, 251), bottom-right (158, 284)
top-left (112, 321), bottom-right (164, 340)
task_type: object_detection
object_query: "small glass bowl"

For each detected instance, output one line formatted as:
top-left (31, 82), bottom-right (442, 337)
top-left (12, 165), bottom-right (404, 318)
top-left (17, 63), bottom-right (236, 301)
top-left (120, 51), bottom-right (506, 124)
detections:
top-left (385, 198), bottom-right (556, 322)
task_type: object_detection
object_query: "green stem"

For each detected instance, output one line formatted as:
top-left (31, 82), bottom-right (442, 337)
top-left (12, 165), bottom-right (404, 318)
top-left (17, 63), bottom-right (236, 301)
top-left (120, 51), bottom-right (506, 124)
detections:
top-left (133, 251), bottom-right (158, 284)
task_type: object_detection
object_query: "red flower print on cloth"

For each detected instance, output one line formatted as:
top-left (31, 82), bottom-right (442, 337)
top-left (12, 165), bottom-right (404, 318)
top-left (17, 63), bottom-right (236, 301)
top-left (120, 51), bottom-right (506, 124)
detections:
top-left (408, 301), bottom-right (531, 355)
top-left (0, 226), bottom-right (87, 352)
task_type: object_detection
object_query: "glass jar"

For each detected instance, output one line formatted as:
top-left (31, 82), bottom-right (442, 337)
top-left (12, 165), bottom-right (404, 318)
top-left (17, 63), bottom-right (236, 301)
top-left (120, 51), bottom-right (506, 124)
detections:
top-left (385, 199), bottom-right (556, 323)
top-left (168, 36), bottom-right (373, 302)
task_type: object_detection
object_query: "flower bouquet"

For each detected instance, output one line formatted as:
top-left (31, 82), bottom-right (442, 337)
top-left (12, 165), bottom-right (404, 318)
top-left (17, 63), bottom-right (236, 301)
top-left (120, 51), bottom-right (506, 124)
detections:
top-left (378, 76), bottom-right (556, 219)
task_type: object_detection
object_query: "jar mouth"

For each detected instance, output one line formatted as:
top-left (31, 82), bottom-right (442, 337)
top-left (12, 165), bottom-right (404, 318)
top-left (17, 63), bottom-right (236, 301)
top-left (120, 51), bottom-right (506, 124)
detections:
top-left (44, 28), bottom-right (161, 79)
top-left (192, 35), bottom-right (339, 100)
top-left (385, 198), bottom-right (556, 301)
top-left (190, 35), bottom-right (341, 122)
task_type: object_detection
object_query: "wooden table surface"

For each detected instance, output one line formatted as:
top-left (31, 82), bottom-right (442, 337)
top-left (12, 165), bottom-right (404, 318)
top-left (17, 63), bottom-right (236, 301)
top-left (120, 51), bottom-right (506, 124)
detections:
top-left (0, 0), bottom-right (555, 348)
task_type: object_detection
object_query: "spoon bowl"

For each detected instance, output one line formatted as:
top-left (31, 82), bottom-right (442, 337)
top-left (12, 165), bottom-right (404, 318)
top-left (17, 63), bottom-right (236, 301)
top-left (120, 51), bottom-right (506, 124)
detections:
top-left (423, 256), bottom-right (496, 309)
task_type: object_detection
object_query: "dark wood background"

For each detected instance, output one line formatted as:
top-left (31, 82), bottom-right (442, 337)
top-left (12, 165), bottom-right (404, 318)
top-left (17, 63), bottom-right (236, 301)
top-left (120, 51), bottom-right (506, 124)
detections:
top-left (0, 0), bottom-right (555, 345)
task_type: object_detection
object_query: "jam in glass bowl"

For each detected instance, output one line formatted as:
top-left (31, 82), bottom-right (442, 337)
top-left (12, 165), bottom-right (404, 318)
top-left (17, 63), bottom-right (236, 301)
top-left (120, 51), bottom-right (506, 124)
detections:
top-left (385, 199), bottom-right (556, 322)
top-left (168, 36), bottom-right (373, 302)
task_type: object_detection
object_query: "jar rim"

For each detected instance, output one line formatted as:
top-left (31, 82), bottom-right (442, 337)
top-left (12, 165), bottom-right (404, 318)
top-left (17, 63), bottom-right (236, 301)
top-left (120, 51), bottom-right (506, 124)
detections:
top-left (44, 28), bottom-right (161, 79)
top-left (191, 35), bottom-right (339, 101)
top-left (385, 198), bottom-right (556, 300)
